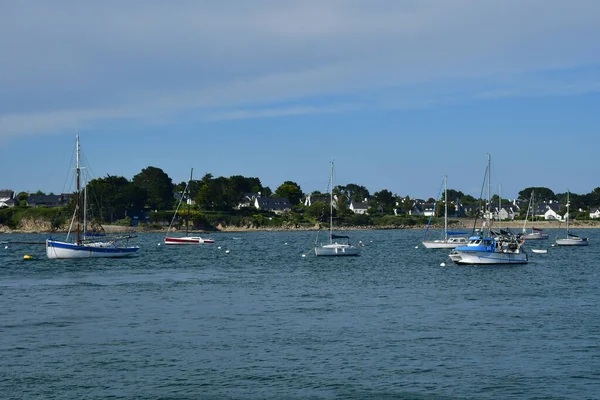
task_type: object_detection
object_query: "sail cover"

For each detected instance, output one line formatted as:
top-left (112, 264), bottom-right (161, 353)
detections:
top-left (331, 234), bottom-right (350, 239)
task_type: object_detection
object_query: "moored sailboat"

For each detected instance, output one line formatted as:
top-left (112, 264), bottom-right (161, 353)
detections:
top-left (46, 136), bottom-right (140, 259)
top-left (521, 191), bottom-right (549, 240)
top-left (448, 154), bottom-right (528, 265)
top-left (422, 175), bottom-right (467, 249)
top-left (164, 168), bottom-right (215, 245)
top-left (314, 161), bottom-right (361, 256)
top-left (555, 190), bottom-right (589, 246)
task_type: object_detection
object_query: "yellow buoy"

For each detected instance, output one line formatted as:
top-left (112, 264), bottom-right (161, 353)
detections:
top-left (23, 254), bottom-right (34, 260)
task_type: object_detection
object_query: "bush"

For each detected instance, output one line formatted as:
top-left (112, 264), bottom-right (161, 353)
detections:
top-left (113, 217), bottom-right (132, 226)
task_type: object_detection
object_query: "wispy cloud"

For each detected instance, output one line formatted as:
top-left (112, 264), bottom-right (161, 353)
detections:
top-left (1, 0), bottom-right (599, 140)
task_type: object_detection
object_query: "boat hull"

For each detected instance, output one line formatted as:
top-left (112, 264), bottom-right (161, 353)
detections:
top-left (555, 238), bottom-right (589, 246)
top-left (449, 250), bottom-right (528, 265)
top-left (422, 238), bottom-right (467, 249)
top-left (164, 236), bottom-right (215, 245)
top-left (315, 244), bottom-right (361, 256)
top-left (523, 233), bottom-right (549, 240)
top-left (46, 239), bottom-right (139, 259)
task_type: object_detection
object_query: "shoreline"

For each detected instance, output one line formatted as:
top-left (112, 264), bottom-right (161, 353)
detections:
top-left (2, 218), bottom-right (600, 234)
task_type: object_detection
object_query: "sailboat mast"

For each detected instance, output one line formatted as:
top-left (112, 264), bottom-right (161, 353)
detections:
top-left (486, 153), bottom-right (491, 225)
top-left (566, 190), bottom-right (570, 234)
top-left (444, 175), bottom-right (448, 241)
top-left (329, 161), bottom-right (334, 244)
top-left (75, 135), bottom-right (81, 245)
top-left (186, 168), bottom-right (193, 236)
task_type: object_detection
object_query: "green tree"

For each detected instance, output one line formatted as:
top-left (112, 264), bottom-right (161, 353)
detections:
top-left (86, 175), bottom-right (146, 223)
top-left (196, 176), bottom-right (235, 211)
top-left (305, 201), bottom-right (330, 222)
top-left (132, 166), bottom-right (174, 211)
top-left (336, 183), bottom-right (370, 202)
top-left (402, 196), bottom-right (415, 214)
top-left (373, 189), bottom-right (395, 212)
top-left (274, 181), bottom-right (303, 205)
top-left (518, 187), bottom-right (556, 202)
top-left (584, 187), bottom-right (600, 207)
top-left (446, 189), bottom-right (464, 203)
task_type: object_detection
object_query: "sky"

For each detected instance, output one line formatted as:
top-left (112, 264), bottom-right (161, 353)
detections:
top-left (1, 0), bottom-right (599, 200)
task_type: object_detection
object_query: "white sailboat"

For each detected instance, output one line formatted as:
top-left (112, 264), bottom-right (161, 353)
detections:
top-left (422, 175), bottom-right (467, 249)
top-left (314, 161), bottom-right (361, 256)
top-left (46, 136), bottom-right (140, 259)
top-left (521, 191), bottom-right (548, 240)
top-left (555, 190), bottom-right (589, 246)
top-left (164, 168), bottom-right (215, 245)
top-left (449, 154), bottom-right (528, 265)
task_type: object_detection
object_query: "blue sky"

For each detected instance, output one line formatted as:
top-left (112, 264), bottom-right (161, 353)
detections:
top-left (1, 0), bottom-right (599, 200)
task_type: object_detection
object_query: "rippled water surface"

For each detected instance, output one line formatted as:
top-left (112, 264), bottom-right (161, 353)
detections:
top-left (2, 229), bottom-right (600, 399)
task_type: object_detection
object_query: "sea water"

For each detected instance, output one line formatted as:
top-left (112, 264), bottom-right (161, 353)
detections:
top-left (1, 229), bottom-right (599, 399)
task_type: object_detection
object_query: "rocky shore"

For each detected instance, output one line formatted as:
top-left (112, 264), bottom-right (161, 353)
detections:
top-left (2, 218), bottom-right (599, 235)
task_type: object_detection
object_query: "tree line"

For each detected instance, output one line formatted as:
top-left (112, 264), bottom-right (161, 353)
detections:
top-left (5, 166), bottom-right (600, 225)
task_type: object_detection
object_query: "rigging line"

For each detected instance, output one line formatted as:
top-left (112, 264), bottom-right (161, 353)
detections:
top-left (166, 180), bottom-right (190, 237)
top-left (472, 158), bottom-right (490, 234)
top-left (424, 177), bottom-right (445, 239)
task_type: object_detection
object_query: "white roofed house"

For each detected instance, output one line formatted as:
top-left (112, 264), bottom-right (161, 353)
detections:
top-left (349, 201), bottom-right (368, 215)
top-left (0, 190), bottom-right (16, 208)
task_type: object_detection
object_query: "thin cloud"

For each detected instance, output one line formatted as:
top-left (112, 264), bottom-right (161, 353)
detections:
top-left (1, 0), bottom-right (599, 139)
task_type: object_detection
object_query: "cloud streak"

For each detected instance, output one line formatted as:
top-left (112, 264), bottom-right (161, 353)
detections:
top-left (1, 0), bottom-right (599, 140)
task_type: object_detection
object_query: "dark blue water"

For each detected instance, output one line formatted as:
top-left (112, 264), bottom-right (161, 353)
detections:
top-left (1, 229), bottom-right (599, 399)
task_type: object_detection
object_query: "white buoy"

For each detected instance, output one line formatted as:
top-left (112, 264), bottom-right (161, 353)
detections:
top-left (285, 242), bottom-right (288, 245)
top-left (218, 246), bottom-right (221, 249)
top-left (157, 243), bottom-right (161, 246)
top-left (415, 246), bottom-right (418, 249)
top-left (225, 249), bottom-right (230, 254)
top-left (4, 246), bottom-right (7, 249)
top-left (440, 262), bottom-right (446, 267)
top-left (302, 254), bottom-right (306, 257)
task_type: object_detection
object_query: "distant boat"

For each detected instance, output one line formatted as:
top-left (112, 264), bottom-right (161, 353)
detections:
top-left (521, 191), bottom-right (548, 240)
top-left (46, 135), bottom-right (140, 259)
top-left (449, 154), bottom-right (528, 265)
top-left (531, 249), bottom-right (548, 254)
top-left (422, 175), bottom-right (467, 249)
top-left (164, 168), bottom-right (215, 245)
top-left (314, 161), bottom-right (361, 256)
top-left (555, 190), bottom-right (589, 246)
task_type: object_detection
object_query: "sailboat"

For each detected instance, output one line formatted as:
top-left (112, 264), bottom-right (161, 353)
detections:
top-left (555, 190), bottom-right (589, 246)
top-left (46, 136), bottom-right (140, 259)
top-left (422, 175), bottom-right (467, 249)
top-left (449, 154), bottom-right (528, 265)
top-left (521, 191), bottom-right (548, 240)
top-left (164, 168), bottom-right (215, 245)
top-left (314, 161), bottom-right (361, 256)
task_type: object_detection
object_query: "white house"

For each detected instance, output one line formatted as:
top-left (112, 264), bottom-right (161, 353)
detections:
top-left (254, 197), bottom-right (291, 214)
top-left (543, 201), bottom-right (563, 220)
top-left (349, 201), bottom-right (368, 215)
top-left (589, 207), bottom-right (600, 219)
top-left (0, 190), bottom-right (16, 208)
top-left (495, 207), bottom-right (516, 221)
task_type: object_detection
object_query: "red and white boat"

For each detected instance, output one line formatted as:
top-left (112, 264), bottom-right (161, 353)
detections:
top-left (164, 168), bottom-right (215, 246)
top-left (164, 236), bottom-right (214, 245)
